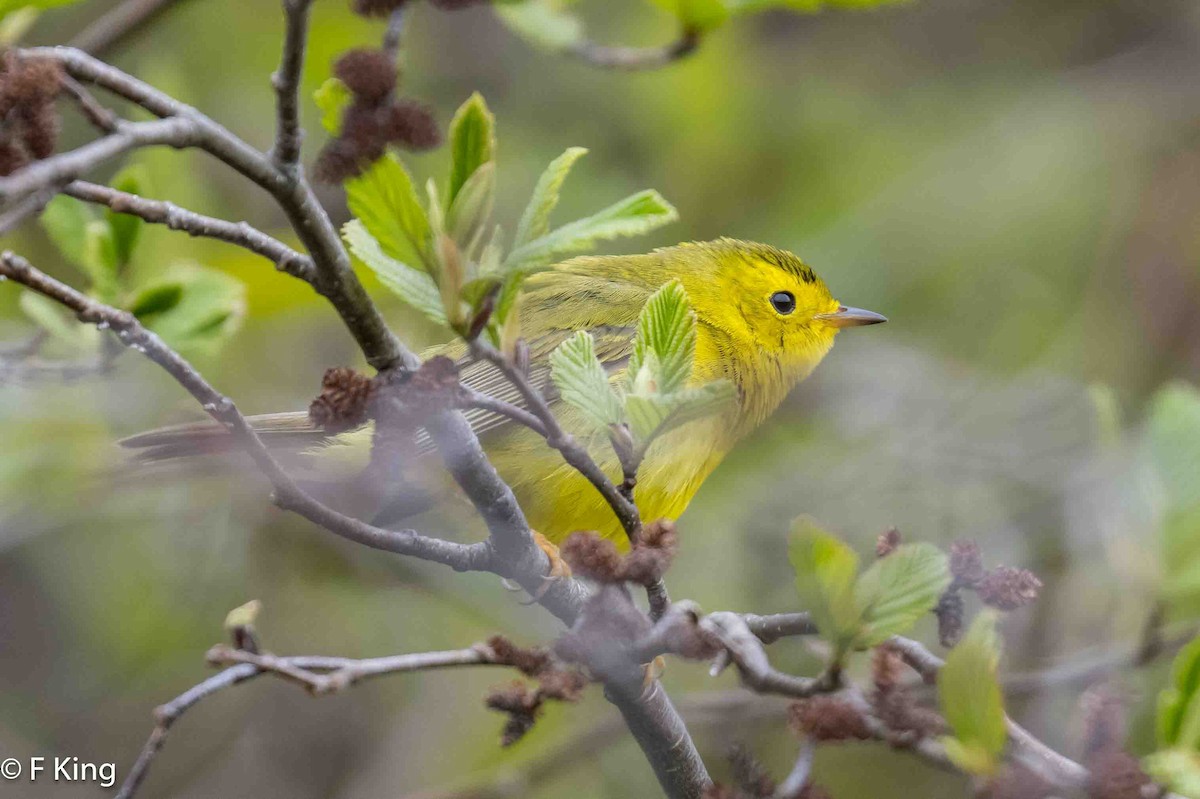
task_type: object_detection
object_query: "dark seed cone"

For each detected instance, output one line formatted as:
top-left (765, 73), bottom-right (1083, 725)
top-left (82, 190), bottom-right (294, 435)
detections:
top-left (334, 49), bottom-right (397, 104)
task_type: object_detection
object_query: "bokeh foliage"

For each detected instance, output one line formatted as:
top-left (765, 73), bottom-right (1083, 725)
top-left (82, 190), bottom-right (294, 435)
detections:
top-left (1, 0), bottom-right (1200, 797)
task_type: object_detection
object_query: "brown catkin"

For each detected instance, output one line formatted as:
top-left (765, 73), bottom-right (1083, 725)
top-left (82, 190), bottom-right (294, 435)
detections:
top-left (333, 49), bottom-right (397, 104)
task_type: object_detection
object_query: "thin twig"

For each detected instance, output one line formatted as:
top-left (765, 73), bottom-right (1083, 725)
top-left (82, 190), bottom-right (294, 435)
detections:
top-left (0, 251), bottom-right (491, 572)
top-left (701, 612), bottom-right (839, 698)
top-left (470, 340), bottom-right (642, 539)
top-left (888, 635), bottom-right (1090, 790)
top-left (22, 46), bottom-right (407, 370)
top-left (70, 0), bottom-right (193, 57)
top-left (458, 386), bottom-right (548, 438)
top-left (0, 116), bottom-right (197, 204)
top-left (205, 641), bottom-right (501, 694)
top-left (566, 30), bottom-right (700, 71)
top-left (773, 739), bottom-right (815, 799)
top-left (271, 0), bottom-right (312, 171)
top-left (59, 75), bottom-right (119, 133)
top-left (0, 186), bottom-right (57, 236)
top-left (741, 612), bottom-right (819, 644)
top-left (114, 644), bottom-right (505, 799)
top-left (64, 180), bottom-right (316, 282)
top-left (381, 6), bottom-right (407, 58)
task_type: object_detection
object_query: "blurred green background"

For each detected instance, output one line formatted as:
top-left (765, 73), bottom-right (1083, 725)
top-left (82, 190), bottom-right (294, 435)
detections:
top-left (2, 0), bottom-right (1200, 796)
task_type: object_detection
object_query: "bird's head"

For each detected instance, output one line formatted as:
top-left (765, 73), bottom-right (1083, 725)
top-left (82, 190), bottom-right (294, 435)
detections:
top-left (670, 239), bottom-right (885, 379)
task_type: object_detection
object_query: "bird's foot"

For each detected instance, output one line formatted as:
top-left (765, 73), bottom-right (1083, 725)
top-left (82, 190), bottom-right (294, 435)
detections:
top-left (522, 531), bottom-right (571, 603)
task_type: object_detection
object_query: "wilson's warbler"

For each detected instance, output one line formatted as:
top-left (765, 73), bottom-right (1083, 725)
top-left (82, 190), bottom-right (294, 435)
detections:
top-left (123, 239), bottom-right (884, 548)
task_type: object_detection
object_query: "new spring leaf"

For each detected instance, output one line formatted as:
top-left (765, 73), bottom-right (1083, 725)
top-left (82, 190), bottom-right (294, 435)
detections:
top-left (505, 189), bottom-right (678, 271)
top-left (938, 611), bottom-right (1006, 776)
top-left (550, 331), bottom-right (625, 430)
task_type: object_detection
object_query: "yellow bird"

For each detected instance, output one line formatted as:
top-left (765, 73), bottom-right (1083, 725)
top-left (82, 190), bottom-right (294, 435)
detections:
top-left (123, 239), bottom-right (884, 548)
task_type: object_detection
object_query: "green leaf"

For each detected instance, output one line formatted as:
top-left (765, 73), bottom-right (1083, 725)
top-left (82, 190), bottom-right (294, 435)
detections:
top-left (107, 165), bottom-right (148, 268)
top-left (1146, 382), bottom-right (1200, 515)
top-left (128, 282), bottom-right (184, 318)
top-left (625, 380), bottom-right (735, 443)
top-left (137, 264), bottom-right (245, 354)
top-left (646, 0), bottom-right (730, 30)
top-left (788, 518), bottom-right (862, 648)
top-left (446, 161), bottom-right (496, 259)
top-left (1144, 749), bottom-right (1200, 798)
top-left (40, 194), bottom-right (92, 269)
top-left (82, 219), bottom-right (120, 302)
top-left (447, 92), bottom-right (495, 213)
top-left (938, 611), bottom-right (1006, 776)
top-left (313, 77), bottom-right (352, 134)
top-left (506, 189), bottom-right (678, 270)
top-left (345, 153), bottom-right (431, 270)
top-left (629, 279), bottom-right (695, 396)
top-left (343, 220), bottom-right (446, 325)
top-left (854, 542), bottom-right (951, 646)
top-left (1157, 636), bottom-right (1200, 749)
top-left (494, 0), bottom-right (584, 51)
top-left (549, 331), bottom-right (625, 431)
top-left (19, 291), bottom-right (80, 345)
top-left (514, 146), bottom-right (588, 249)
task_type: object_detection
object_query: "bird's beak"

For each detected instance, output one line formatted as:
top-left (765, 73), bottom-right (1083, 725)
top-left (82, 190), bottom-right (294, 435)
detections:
top-left (814, 305), bottom-right (888, 328)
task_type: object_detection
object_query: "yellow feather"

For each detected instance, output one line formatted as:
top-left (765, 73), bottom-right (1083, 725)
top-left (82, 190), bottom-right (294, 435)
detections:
top-left (468, 239), bottom-right (850, 548)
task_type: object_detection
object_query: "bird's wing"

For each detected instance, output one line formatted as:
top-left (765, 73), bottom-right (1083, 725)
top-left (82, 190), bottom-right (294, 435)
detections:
top-left (412, 325), bottom-right (635, 452)
top-left (120, 326), bottom-right (635, 462)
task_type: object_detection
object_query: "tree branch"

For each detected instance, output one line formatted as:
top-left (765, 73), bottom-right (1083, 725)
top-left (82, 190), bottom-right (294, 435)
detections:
top-left (0, 117), bottom-right (197, 204)
top-left (63, 180), bottom-right (317, 282)
top-left (114, 643), bottom-right (508, 799)
top-left (20, 45), bottom-right (407, 370)
top-left (566, 30), bottom-right (700, 71)
top-left (70, 0), bottom-right (194, 57)
top-left (0, 251), bottom-right (489, 572)
top-left (271, 0), bottom-right (312, 171)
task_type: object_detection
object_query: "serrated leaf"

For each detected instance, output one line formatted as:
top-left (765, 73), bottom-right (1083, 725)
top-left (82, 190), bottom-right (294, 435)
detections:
top-left (1157, 636), bottom-right (1200, 749)
top-left (494, 0), bottom-right (583, 51)
top-left (628, 279), bottom-right (694, 396)
top-left (854, 542), bottom-right (951, 646)
top-left (19, 291), bottom-right (80, 345)
top-left (446, 161), bottom-right (495, 259)
top-left (626, 380), bottom-right (735, 443)
top-left (447, 92), bottom-right (495, 212)
top-left (549, 331), bottom-right (624, 431)
top-left (344, 220), bottom-right (446, 325)
top-left (514, 146), bottom-right (588, 248)
top-left (345, 153), bottom-right (431, 270)
top-left (128, 281), bottom-right (184, 317)
top-left (40, 194), bottom-right (92, 269)
top-left (107, 165), bottom-right (148, 268)
top-left (313, 77), bottom-right (352, 134)
top-left (505, 189), bottom-right (678, 271)
top-left (938, 611), bottom-right (1006, 776)
top-left (788, 518), bottom-right (862, 648)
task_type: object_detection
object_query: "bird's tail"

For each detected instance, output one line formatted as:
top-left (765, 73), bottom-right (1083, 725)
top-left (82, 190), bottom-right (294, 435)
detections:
top-left (119, 411), bottom-right (328, 463)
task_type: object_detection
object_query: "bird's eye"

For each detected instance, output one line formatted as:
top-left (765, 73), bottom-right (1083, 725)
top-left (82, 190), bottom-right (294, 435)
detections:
top-left (770, 291), bottom-right (796, 315)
